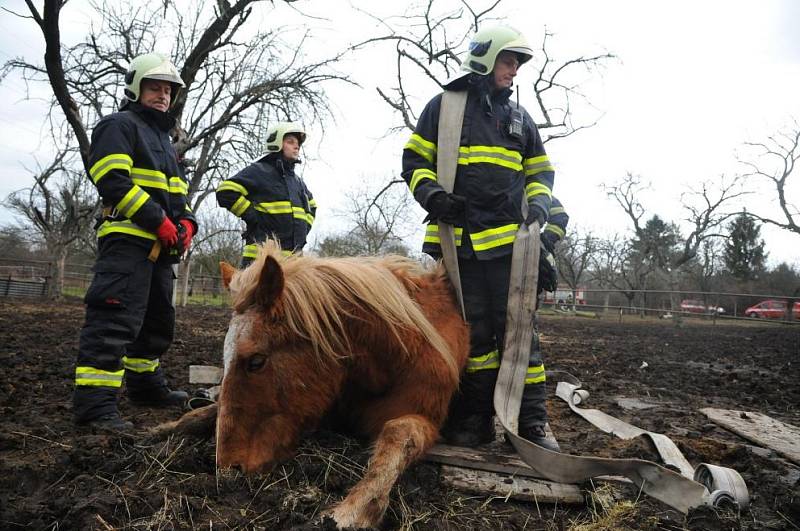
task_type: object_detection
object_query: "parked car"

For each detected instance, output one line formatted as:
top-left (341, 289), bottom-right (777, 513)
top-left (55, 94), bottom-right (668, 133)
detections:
top-left (744, 300), bottom-right (800, 320)
top-left (680, 299), bottom-right (725, 314)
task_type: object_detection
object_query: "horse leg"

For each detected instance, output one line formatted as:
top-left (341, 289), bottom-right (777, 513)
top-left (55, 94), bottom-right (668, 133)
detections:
top-left (149, 403), bottom-right (218, 440)
top-left (328, 413), bottom-right (438, 529)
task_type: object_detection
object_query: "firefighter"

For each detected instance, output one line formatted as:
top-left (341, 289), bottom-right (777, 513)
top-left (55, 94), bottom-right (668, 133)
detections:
top-left (402, 25), bottom-right (559, 450)
top-left (216, 122), bottom-right (316, 266)
top-left (73, 52), bottom-right (197, 430)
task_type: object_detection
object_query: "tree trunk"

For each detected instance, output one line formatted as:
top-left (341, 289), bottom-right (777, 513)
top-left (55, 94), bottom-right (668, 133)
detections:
top-left (178, 257), bottom-right (192, 307)
top-left (46, 246), bottom-right (67, 300)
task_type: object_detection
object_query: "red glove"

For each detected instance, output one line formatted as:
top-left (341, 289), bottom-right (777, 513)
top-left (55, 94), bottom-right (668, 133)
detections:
top-left (156, 217), bottom-right (178, 247)
top-left (179, 219), bottom-right (195, 251)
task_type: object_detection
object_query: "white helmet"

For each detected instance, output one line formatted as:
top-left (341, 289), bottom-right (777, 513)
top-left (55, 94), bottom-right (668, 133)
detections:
top-left (265, 122), bottom-right (307, 152)
top-left (124, 52), bottom-right (185, 105)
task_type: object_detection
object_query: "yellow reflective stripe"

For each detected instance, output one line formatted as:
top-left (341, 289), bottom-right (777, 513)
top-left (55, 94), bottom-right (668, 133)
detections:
top-left (169, 176), bottom-right (188, 195)
top-left (255, 201), bottom-right (293, 214)
top-left (243, 244), bottom-right (258, 259)
top-left (282, 249), bottom-right (293, 257)
top-left (549, 206), bottom-right (565, 216)
top-left (470, 223), bottom-right (519, 251)
top-left (525, 363), bottom-right (546, 384)
top-left (122, 356), bottom-right (160, 373)
top-left (458, 145), bottom-right (523, 171)
top-left (75, 366), bottom-right (125, 387)
top-left (115, 185), bottom-right (151, 218)
top-left (308, 199), bottom-right (317, 208)
top-left (466, 350), bottom-right (501, 373)
top-left (131, 168), bottom-right (169, 191)
top-left (405, 133), bottom-right (437, 164)
top-left (97, 220), bottom-right (157, 240)
top-left (232, 196), bottom-right (251, 217)
top-left (544, 224), bottom-right (565, 238)
top-left (409, 168), bottom-right (437, 193)
top-left (526, 182), bottom-right (552, 199)
top-left (184, 204), bottom-right (193, 213)
top-left (218, 180), bottom-right (249, 195)
top-left (90, 154), bottom-right (133, 184)
top-left (424, 224), bottom-right (463, 245)
top-left (292, 207), bottom-right (314, 225)
top-left (524, 155), bottom-right (554, 176)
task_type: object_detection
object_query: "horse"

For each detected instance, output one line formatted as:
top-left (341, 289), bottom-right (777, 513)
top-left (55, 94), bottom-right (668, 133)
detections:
top-left (154, 241), bottom-right (469, 529)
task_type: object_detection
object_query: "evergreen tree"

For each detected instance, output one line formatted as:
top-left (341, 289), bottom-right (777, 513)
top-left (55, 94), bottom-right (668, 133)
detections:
top-left (724, 212), bottom-right (767, 280)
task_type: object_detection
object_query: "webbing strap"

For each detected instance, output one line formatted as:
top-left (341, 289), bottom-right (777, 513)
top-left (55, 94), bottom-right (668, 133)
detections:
top-left (437, 90), bottom-right (468, 319)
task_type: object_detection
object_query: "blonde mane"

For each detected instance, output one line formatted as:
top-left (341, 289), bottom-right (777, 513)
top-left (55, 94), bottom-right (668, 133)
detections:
top-left (229, 242), bottom-right (458, 378)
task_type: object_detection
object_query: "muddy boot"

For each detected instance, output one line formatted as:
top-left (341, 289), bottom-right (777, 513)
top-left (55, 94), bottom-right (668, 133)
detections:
top-left (129, 386), bottom-right (189, 407)
top-left (441, 413), bottom-right (495, 447)
top-left (518, 424), bottom-right (560, 452)
top-left (73, 386), bottom-right (132, 430)
top-left (127, 368), bottom-right (189, 407)
top-left (81, 412), bottom-right (134, 431)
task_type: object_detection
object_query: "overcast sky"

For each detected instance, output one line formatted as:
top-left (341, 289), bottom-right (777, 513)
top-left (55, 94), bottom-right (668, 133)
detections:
top-left (1, 0), bottom-right (798, 266)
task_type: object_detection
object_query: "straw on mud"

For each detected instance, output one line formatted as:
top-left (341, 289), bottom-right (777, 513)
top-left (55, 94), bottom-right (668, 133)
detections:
top-left (96, 474), bottom-right (131, 521)
top-left (10, 430), bottom-right (72, 449)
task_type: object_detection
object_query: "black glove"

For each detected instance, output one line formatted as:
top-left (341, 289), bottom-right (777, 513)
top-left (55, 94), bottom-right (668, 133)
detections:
top-left (525, 204), bottom-right (547, 228)
top-left (425, 192), bottom-right (467, 225)
top-left (537, 243), bottom-right (558, 294)
top-left (541, 230), bottom-right (559, 254)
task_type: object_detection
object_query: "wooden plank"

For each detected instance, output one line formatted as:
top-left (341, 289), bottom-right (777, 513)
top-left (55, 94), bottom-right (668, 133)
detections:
top-left (426, 443), bottom-right (544, 479)
top-left (700, 408), bottom-right (800, 465)
top-left (440, 465), bottom-right (584, 504)
top-left (189, 365), bottom-right (223, 385)
top-left (425, 444), bottom-right (631, 485)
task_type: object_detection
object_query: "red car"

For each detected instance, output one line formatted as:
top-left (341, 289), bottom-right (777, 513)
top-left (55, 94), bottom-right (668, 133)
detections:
top-left (744, 300), bottom-right (800, 320)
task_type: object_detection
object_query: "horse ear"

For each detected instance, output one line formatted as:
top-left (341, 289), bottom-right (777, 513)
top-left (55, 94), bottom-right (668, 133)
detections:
top-left (254, 255), bottom-right (284, 310)
top-left (219, 262), bottom-right (237, 290)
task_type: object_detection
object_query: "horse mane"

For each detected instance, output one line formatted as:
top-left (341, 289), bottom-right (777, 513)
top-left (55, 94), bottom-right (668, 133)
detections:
top-left (229, 241), bottom-right (458, 379)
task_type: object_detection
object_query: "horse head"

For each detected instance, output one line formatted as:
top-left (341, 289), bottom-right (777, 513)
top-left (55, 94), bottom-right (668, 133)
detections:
top-left (215, 249), bottom-right (344, 474)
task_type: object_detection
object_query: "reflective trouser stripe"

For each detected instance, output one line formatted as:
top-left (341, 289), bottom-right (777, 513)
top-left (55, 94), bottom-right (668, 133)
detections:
top-left (122, 356), bottom-right (160, 373)
top-left (75, 366), bottom-right (125, 387)
top-left (243, 244), bottom-right (292, 260)
top-left (525, 363), bottom-right (546, 384)
top-left (465, 350), bottom-right (500, 373)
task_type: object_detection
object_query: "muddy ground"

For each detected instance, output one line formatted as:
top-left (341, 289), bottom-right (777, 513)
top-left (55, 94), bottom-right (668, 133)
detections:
top-left (1, 298), bottom-right (798, 530)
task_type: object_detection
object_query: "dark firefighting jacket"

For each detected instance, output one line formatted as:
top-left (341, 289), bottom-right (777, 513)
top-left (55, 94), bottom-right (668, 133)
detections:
top-left (402, 83), bottom-right (555, 260)
top-left (88, 102), bottom-right (197, 241)
top-left (216, 153), bottom-right (316, 255)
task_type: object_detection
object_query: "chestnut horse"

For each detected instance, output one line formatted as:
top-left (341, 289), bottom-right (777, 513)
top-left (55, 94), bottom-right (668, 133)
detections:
top-left (155, 242), bottom-right (469, 528)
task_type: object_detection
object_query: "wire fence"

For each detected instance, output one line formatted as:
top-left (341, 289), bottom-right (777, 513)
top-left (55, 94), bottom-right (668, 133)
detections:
top-left (1, 257), bottom-right (798, 325)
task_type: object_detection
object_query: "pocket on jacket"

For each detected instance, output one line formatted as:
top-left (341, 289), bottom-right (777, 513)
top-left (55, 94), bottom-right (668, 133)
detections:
top-left (84, 260), bottom-right (136, 309)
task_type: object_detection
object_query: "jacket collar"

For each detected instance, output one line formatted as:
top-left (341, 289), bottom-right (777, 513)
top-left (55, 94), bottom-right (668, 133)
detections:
top-left (120, 101), bottom-right (177, 132)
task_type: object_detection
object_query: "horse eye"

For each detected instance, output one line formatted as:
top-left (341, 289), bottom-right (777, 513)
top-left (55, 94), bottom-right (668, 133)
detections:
top-left (247, 354), bottom-right (266, 372)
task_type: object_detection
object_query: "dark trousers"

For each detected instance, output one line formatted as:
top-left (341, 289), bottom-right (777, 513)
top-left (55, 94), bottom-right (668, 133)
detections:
top-left (454, 255), bottom-right (547, 427)
top-left (73, 236), bottom-right (176, 422)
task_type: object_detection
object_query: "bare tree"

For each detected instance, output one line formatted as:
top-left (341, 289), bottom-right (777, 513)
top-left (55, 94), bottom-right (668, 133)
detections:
top-left (592, 234), bottom-right (656, 314)
top-left (3, 148), bottom-right (98, 298)
top-left (739, 119), bottom-right (800, 236)
top-left (315, 180), bottom-right (417, 257)
top-left (5, 0), bottom-right (350, 298)
top-left (554, 227), bottom-right (598, 310)
top-left (353, 0), bottom-right (617, 139)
